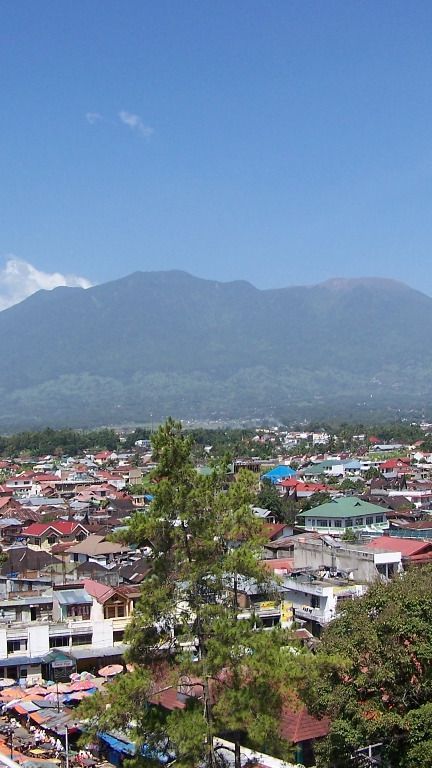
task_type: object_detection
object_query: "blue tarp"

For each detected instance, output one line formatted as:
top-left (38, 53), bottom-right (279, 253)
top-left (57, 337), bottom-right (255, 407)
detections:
top-left (99, 733), bottom-right (135, 755)
top-left (99, 732), bottom-right (170, 764)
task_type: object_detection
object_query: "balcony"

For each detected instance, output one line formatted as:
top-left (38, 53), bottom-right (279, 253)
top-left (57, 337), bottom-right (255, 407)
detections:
top-left (294, 605), bottom-right (334, 624)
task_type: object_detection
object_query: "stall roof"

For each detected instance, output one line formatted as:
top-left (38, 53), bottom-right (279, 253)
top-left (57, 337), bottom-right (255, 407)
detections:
top-left (70, 644), bottom-right (127, 660)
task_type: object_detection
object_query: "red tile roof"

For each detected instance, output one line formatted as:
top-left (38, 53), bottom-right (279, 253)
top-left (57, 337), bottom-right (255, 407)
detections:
top-left (280, 707), bottom-right (330, 743)
top-left (83, 579), bottom-right (113, 602)
top-left (23, 521), bottom-right (86, 536)
top-left (380, 458), bottom-right (412, 471)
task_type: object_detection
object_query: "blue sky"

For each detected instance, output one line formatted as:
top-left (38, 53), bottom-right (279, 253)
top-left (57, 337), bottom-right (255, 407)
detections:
top-left (2, 0), bottom-right (432, 302)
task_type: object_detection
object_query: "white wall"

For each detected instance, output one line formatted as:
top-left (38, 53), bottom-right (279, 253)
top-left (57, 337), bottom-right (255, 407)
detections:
top-left (0, 628), bottom-right (7, 659)
top-left (28, 625), bottom-right (50, 657)
top-left (92, 620), bottom-right (114, 649)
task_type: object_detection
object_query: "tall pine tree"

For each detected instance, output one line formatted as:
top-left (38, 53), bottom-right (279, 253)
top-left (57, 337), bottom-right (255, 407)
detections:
top-left (80, 419), bottom-right (301, 766)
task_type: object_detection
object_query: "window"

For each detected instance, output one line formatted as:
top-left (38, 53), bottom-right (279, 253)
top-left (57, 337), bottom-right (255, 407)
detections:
top-left (334, 520), bottom-right (342, 528)
top-left (366, 516), bottom-right (373, 525)
top-left (261, 616), bottom-right (280, 628)
top-left (311, 595), bottom-right (320, 609)
top-left (67, 604), bottom-right (90, 619)
top-left (71, 634), bottom-right (92, 646)
top-left (104, 603), bottom-right (126, 619)
top-left (113, 630), bottom-right (125, 643)
top-left (20, 668), bottom-right (27, 678)
top-left (345, 519), bottom-right (352, 527)
top-left (49, 635), bottom-right (70, 648)
top-left (376, 515), bottom-right (384, 524)
top-left (47, 535), bottom-right (57, 545)
top-left (7, 639), bottom-right (27, 653)
top-left (320, 519), bottom-right (328, 527)
top-left (34, 538), bottom-right (41, 546)
top-left (7, 667), bottom-right (17, 680)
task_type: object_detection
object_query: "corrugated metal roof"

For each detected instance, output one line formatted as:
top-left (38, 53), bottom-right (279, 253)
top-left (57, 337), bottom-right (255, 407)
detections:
top-left (0, 655), bottom-right (42, 667)
top-left (55, 589), bottom-right (92, 605)
top-left (70, 644), bottom-right (128, 659)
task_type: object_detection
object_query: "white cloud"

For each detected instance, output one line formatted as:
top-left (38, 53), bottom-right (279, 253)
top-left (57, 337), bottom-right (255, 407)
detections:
top-left (0, 257), bottom-right (92, 311)
top-left (118, 110), bottom-right (153, 138)
top-left (85, 111), bottom-right (103, 125)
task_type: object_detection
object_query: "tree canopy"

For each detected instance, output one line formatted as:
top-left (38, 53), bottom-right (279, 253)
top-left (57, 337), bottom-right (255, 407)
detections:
top-left (301, 565), bottom-right (432, 768)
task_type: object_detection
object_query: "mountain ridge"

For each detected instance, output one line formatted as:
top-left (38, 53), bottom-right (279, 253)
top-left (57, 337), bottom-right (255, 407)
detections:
top-left (1, 270), bottom-right (431, 429)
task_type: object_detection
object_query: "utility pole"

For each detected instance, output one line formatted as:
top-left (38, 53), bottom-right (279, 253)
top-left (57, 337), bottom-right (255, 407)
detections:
top-left (65, 726), bottom-right (69, 768)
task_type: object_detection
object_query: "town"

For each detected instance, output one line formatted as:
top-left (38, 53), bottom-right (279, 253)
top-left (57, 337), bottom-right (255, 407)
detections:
top-left (0, 421), bottom-right (430, 767)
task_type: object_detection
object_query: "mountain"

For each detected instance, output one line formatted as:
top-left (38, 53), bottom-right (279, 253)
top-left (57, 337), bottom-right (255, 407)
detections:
top-left (1, 270), bottom-right (432, 428)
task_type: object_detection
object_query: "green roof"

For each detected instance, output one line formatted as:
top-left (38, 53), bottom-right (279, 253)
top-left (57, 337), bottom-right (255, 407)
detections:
top-left (298, 496), bottom-right (384, 519)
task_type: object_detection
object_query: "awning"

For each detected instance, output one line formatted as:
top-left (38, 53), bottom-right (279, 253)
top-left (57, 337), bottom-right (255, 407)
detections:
top-left (0, 656), bottom-right (42, 668)
top-left (70, 645), bottom-right (128, 660)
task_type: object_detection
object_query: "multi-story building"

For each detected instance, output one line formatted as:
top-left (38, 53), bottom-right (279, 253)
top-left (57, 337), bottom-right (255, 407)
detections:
top-left (0, 579), bottom-right (140, 682)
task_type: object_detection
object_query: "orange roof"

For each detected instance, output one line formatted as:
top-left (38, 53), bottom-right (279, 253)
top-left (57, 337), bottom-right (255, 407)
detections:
top-left (366, 537), bottom-right (432, 557)
top-left (280, 707), bottom-right (330, 743)
top-left (262, 558), bottom-right (294, 573)
top-left (263, 523), bottom-right (287, 540)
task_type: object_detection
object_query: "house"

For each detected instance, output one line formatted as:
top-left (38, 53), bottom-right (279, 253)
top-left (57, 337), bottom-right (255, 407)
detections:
top-left (263, 535), bottom-right (295, 560)
top-left (278, 478), bottom-right (333, 499)
top-left (388, 520), bottom-right (432, 539)
top-left (1, 545), bottom-right (59, 579)
top-left (379, 458), bottom-right (413, 479)
top-left (292, 532), bottom-right (402, 581)
top-left (300, 460), bottom-right (346, 480)
top-left (263, 523), bottom-right (293, 541)
top-left (67, 534), bottom-right (128, 565)
top-left (83, 579), bottom-right (140, 621)
top-left (365, 536), bottom-right (432, 566)
top-left (22, 521), bottom-right (89, 550)
top-left (297, 496), bottom-right (388, 535)
top-left (278, 568), bottom-right (366, 634)
top-left (252, 507), bottom-right (277, 524)
top-left (261, 465), bottom-right (296, 485)
top-left (280, 706), bottom-right (330, 766)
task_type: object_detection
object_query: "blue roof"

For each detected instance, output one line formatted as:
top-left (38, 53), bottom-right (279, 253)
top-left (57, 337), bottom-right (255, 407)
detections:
top-left (99, 733), bottom-right (135, 755)
top-left (261, 465), bottom-right (296, 483)
top-left (343, 460), bottom-right (362, 470)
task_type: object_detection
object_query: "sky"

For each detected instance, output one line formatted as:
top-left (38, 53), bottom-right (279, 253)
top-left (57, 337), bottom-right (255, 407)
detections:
top-left (2, 0), bottom-right (432, 307)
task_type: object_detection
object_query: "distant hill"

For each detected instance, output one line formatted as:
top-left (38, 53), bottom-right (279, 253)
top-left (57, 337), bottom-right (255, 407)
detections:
top-left (1, 270), bottom-right (432, 428)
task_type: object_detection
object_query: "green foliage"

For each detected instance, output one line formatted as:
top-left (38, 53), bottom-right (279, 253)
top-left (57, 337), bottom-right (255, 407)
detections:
top-left (339, 478), bottom-right (365, 492)
top-left (301, 566), bottom-right (432, 767)
top-left (301, 492), bottom-right (332, 512)
top-left (0, 427), bottom-right (119, 457)
top-left (341, 528), bottom-right (359, 543)
top-left (256, 479), bottom-right (298, 525)
top-left (78, 668), bottom-right (168, 767)
top-left (82, 419), bottom-right (302, 767)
